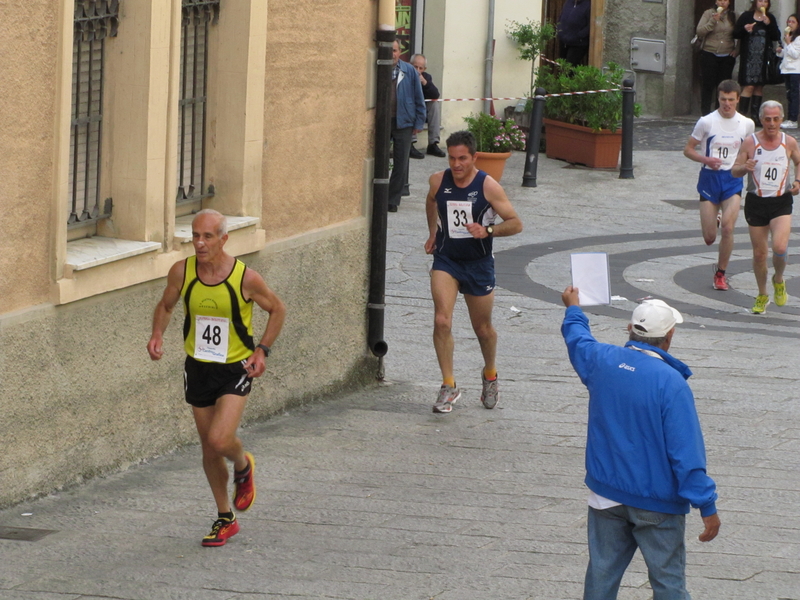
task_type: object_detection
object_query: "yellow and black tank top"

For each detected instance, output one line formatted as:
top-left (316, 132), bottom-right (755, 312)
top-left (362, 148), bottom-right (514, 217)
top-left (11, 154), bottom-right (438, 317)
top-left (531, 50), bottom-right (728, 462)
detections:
top-left (181, 256), bottom-right (254, 363)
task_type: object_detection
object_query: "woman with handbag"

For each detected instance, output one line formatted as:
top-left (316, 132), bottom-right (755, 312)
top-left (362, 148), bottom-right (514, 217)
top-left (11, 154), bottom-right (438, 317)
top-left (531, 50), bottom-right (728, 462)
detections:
top-left (734, 0), bottom-right (781, 125)
top-left (696, 0), bottom-right (738, 115)
top-left (777, 15), bottom-right (800, 129)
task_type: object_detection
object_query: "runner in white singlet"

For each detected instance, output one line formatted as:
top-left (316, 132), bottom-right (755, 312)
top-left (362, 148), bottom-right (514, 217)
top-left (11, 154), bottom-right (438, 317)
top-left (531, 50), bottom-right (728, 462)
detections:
top-left (684, 80), bottom-right (755, 290)
top-left (732, 101), bottom-right (800, 313)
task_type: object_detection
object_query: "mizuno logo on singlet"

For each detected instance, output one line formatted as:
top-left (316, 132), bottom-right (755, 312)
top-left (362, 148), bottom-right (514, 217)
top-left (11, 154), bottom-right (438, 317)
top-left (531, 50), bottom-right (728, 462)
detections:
top-left (444, 188), bottom-right (452, 193)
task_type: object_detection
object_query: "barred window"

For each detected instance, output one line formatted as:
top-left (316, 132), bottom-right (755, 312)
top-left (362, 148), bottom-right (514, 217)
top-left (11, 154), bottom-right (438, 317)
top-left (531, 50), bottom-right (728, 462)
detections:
top-left (178, 0), bottom-right (220, 206)
top-left (68, 0), bottom-right (118, 228)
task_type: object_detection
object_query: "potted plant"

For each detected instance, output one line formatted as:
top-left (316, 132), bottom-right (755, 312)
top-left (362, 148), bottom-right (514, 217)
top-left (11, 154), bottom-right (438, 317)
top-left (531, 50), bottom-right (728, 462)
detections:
top-left (505, 18), bottom-right (556, 128)
top-left (505, 19), bottom-right (557, 100)
top-left (463, 112), bottom-right (526, 181)
top-left (535, 61), bottom-right (639, 168)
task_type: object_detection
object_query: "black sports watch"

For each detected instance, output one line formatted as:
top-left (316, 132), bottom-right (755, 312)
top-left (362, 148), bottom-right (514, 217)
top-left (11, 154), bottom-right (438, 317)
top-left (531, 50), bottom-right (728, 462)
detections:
top-left (485, 225), bottom-right (494, 237)
top-left (256, 344), bottom-right (271, 357)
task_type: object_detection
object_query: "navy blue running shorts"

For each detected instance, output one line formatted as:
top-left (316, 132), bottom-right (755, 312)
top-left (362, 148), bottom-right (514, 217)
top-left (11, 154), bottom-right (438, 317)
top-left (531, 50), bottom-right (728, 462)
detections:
top-left (697, 169), bottom-right (744, 204)
top-left (744, 192), bottom-right (793, 227)
top-left (431, 253), bottom-right (495, 297)
top-left (184, 355), bottom-right (253, 408)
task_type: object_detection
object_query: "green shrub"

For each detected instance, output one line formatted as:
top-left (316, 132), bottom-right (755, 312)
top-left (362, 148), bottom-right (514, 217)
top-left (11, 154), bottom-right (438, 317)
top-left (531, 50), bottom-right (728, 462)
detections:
top-left (535, 61), bottom-right (640, 132)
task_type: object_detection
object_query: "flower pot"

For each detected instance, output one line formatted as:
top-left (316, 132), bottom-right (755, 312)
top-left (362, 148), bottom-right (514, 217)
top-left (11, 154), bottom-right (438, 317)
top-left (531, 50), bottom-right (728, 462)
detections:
top-left (474, 151), bottom-right (512, 182)
top-left (543, 118), bottom-right (622, 169)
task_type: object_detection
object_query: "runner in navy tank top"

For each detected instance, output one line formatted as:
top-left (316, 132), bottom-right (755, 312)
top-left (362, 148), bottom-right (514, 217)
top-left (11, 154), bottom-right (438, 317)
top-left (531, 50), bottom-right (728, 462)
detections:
top-left (433, 169), bottom-right (496, 261)
top-left (424, 130), bottom-right (523, 414)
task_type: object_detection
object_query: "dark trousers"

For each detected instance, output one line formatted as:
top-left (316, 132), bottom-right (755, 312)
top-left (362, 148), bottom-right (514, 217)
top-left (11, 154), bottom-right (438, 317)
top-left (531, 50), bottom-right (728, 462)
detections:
top-left (699, 51), bottom-right (736, 115)
top-left (389, 119), bottom-right (413, 208)
top-left (785, 74), bottom-right (800, 121)
top-left (559, 44), bottom-right (588, 66)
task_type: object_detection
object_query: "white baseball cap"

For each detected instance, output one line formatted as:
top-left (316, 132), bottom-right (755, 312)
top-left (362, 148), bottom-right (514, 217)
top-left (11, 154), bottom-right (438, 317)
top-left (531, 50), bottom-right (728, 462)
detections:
top-left (630, 299), bottom-right (684, 338)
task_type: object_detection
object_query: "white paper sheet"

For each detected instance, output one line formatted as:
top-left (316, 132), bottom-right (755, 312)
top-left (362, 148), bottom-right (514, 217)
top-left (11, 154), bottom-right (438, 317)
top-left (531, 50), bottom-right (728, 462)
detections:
top-left (570, 252), bottom-right (611, 306)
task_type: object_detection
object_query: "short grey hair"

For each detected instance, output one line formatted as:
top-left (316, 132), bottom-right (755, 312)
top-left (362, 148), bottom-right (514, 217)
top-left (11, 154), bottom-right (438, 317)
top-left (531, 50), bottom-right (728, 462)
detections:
top-left (410, 53), bottom-right (426, 65)
top-left (760, 100), bottom-right (784, 120)
top-left (193, 208), bottom-right (227, 236)
top-left (629, 331), bottom-right (669, 347)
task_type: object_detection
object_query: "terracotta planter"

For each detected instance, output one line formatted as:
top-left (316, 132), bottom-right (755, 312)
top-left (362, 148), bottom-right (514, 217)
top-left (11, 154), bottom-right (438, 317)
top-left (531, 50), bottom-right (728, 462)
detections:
top-left (474, 151), bottom-right (512, 182)
top-left (543, 118), bottom-right (622, 169)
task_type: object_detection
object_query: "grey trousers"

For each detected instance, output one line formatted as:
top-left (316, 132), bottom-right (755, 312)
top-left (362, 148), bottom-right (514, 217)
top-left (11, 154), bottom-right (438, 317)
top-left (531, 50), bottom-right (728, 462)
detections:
top-left (389, 120), bottom-right (413, 208)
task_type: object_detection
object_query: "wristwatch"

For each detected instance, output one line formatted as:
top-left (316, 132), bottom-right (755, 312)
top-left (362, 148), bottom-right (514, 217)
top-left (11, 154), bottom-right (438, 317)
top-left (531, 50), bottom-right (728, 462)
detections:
top-left (256, 344), bottom-right (271, 357)
top-left (485, 225), bottom-right (494, 237)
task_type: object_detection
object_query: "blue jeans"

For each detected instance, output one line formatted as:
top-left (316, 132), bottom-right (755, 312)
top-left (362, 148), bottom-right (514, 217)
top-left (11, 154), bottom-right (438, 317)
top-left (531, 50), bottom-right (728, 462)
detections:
top-left (584, 505), bottom-right (689, 600)
top-left (785, 74), bottom-right (800, 121)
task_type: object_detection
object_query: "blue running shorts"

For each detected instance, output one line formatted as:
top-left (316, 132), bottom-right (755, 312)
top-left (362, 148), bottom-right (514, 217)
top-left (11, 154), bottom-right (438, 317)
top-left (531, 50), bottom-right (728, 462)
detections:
top-left (697, 168), bottom-right (744, 204)
top-left (432, 253), bottom-right (495, 297)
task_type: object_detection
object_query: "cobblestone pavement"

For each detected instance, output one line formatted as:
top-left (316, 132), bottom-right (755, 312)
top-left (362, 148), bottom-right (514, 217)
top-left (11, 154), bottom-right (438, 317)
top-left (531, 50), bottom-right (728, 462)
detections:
top-left (0, 131), bottom-right (798, 600)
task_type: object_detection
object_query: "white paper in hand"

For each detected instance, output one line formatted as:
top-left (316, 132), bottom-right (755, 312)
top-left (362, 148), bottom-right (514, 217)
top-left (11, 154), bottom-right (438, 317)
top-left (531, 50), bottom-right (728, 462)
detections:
top-left (570, 252), bottom-right (611, 306)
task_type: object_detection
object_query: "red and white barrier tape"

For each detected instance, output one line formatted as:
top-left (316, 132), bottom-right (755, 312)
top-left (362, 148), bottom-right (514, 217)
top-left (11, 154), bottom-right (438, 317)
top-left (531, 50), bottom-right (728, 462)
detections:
top-left (427, 88), bottom-right (621, 102)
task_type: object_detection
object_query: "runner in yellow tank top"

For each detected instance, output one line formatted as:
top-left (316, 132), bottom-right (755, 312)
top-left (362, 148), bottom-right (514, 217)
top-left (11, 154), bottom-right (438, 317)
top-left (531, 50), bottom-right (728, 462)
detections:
top-left (147, 209), bottom-right (286, 546)
top-left (733, 100), bottom-right (800, 313)
top-left (181, 255), bottom-right (254, 363)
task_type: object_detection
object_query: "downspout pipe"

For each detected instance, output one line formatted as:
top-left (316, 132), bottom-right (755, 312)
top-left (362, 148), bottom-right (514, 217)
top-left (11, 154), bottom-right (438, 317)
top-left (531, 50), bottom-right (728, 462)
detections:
top-left (483, 0), bottom-right (496, 115)
top-left (367, 4), bottom-right (394, 358)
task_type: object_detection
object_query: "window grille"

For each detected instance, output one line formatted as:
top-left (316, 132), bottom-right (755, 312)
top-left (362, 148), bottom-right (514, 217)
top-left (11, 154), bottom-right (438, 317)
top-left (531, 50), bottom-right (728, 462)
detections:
top-left (68, 0), bottom-right (119, 227)
top-left (178, 0), bottom-right (220, 205)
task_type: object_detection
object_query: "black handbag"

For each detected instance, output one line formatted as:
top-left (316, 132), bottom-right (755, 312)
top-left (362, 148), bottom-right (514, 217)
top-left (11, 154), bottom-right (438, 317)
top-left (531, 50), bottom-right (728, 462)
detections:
top-left (765, 45), bottom-right (784, 85)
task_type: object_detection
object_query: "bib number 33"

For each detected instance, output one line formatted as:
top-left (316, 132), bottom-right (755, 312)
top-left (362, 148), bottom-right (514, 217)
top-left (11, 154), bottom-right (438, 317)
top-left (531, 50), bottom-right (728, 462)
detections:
top-left (194, 315), bottom-right (230, 363)
top-left (447, 201), bottom-right (474, 239)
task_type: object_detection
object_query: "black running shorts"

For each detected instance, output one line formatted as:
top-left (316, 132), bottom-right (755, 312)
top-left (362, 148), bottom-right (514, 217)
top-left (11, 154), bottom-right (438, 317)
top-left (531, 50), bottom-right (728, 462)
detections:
top-left (744, 191), bottom-right (793, 227)
top-left (184, 356), bottom-right (253, 408)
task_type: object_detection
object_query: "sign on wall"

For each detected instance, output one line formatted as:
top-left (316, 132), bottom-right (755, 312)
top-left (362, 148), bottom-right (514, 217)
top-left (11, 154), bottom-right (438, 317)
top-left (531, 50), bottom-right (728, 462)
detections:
top-left (396, 0), bottom-right (414, 61)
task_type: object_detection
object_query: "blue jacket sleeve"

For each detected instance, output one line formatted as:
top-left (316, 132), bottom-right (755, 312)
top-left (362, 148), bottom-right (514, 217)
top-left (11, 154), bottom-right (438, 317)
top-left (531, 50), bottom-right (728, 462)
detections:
top-left (561, 305), bottom-right (597, 386)
top-left (662, 376), bottom-right (718, 516)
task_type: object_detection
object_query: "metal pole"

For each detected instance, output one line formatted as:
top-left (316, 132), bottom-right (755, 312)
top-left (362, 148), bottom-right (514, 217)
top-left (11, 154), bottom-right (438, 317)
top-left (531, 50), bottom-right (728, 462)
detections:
top-left (522, 88), bottom-right (546, 188)
top-left (367, 29), bottom-right (394, 358)
top-left (619, 78), bottom-right (635, 179)
top-left (483, 0), bottom-right (496, 115)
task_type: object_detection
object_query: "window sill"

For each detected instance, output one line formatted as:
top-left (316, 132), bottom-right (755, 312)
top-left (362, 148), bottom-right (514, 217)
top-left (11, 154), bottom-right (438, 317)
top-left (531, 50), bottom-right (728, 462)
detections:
top-left (66, 237), bottom-right (162, 273)
top-left (57, 217), bottom-right (265, 305)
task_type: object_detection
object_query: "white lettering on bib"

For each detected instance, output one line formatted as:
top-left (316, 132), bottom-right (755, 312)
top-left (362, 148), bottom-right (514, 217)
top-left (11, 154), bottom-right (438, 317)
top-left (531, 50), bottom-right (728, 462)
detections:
top-left (194, 315), bottom-right (230, 363)
top-left (447, 200), bottom-right (473, 239)
top-left (759, 160), bottom-right (785, 194)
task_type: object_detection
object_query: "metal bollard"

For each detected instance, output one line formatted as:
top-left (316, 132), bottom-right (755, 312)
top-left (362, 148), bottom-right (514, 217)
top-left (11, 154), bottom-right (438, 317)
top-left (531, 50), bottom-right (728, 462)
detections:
top-left (619, 78), bottom-right (635, 179)
top-left (522, 88), bottom-right (546, 188)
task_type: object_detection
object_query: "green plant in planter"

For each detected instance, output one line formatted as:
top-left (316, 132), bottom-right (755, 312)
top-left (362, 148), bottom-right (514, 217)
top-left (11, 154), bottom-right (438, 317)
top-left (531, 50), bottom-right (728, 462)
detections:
top-left (463, 113), bottom-right (527, 153)
top-left (535, 61), bottom-right (641, 132)
top-left (505, 18), bottom-right (556, 98)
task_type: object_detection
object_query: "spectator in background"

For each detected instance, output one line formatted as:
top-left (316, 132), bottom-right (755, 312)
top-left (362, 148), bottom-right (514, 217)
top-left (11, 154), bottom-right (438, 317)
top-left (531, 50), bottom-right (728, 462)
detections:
top-left (410, 54), bottom-right (446, 158)
top-left (777, 14), bottom-right (800, 129)
top-left (557, 0), bottom-right (591, 66)
top-left (734, 0), bottom-right (781, 125)
top-left (388, 38), bottom-right (426, 212)
top-left (695, 0), bottom-right (738, 115)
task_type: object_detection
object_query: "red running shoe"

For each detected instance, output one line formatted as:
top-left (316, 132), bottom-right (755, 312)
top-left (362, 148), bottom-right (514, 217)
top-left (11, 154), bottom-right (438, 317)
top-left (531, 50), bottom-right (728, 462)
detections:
top-left (713, 270), bottom-right (728, 291)
top-left (232, 452), bottom-right (256, 511)
top-left (201, 516), bottom-right (240, 547)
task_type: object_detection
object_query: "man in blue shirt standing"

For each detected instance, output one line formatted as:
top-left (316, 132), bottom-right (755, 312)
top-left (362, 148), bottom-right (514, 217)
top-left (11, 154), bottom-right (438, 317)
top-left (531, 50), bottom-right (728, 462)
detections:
top-left (388, 38), bottom-right (426, 212)
top-left (561, 287), bottom-right (721, 600)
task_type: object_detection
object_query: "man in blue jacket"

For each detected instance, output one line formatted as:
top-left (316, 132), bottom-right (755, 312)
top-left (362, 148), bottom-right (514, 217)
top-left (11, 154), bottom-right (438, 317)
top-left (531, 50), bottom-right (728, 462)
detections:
top-left (557, 0), bottom-right (591, 66)
top-left (388, 39), bottom-right (426, 212)
top-left (561, 287), bottom-right (721, 600)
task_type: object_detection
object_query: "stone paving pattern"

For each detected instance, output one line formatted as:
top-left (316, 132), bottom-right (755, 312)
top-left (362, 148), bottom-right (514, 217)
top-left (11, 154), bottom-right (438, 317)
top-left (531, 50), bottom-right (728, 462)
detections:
top-left (0, 119), bottom-right (798, 599)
